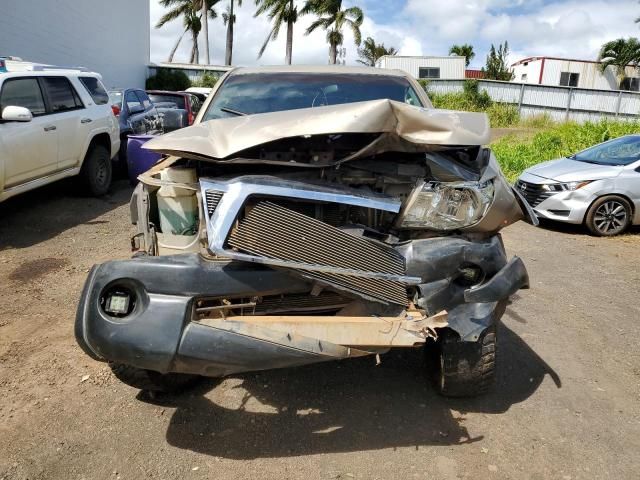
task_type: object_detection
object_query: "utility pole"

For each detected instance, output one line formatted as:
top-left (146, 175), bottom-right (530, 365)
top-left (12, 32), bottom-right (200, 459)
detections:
top-left (202, 0), bottom-right (210, 64)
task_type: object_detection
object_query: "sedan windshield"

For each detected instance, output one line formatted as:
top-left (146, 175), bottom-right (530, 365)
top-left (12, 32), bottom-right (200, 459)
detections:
top-left (202, 73), bottom-right (423, 120)
top-left (573, 135), bottom-right (640, 166)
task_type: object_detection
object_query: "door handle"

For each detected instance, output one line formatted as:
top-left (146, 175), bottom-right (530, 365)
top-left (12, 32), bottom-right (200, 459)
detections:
top-left (80, 118), bottom-right (92, 124)
top-left (44, 125), bottom-right (56, 132)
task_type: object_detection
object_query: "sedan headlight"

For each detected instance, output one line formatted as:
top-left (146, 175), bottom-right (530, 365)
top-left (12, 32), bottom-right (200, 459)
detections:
top-left (398, 180), bottom-right (495, 230)
top-left (561, 180), bottom-right (592, 191)
top-left (540, 180), bottom-right (592, 191)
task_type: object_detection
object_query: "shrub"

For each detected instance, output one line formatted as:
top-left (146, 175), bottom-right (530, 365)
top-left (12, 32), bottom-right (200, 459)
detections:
top-left (192, 72), bottom-right (219, 88)
top-left (519, 113), bottom-right (556, 129)
top-left (145, 69), bottom-right (191, 91)
top-left (428, 85), bottom-right (520, 128)
top-left (462, 79), bottom-right (492, 109)
top-left (486, 103), bottom-right (519, 127)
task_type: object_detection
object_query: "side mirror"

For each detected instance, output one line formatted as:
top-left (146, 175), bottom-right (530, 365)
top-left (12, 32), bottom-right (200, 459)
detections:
top-left (128, 104), bottom-right (144, 115)
top-left (2, 106), bottom-right (33, 122)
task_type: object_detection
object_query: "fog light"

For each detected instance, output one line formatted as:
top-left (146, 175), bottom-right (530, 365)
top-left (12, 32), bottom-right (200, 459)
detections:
top-left (101, 287), bottom-right (135, 317)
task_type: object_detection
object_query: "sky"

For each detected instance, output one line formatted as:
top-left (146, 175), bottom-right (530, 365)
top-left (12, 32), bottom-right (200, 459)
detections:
top-left (149, 0), bottom-right (640, 69)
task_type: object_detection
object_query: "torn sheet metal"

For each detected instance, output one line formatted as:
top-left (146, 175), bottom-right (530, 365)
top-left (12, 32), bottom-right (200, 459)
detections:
top-left (143, 99), bottom-right (490, 164)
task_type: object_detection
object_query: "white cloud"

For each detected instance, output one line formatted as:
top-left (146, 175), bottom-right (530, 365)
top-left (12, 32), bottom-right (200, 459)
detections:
top-left (149, 0), bottom-right (640, 70)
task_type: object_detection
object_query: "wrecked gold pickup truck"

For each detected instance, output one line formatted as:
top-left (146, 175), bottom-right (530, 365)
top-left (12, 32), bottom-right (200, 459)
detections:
top-left (75, 66), bottom-right (534, 397)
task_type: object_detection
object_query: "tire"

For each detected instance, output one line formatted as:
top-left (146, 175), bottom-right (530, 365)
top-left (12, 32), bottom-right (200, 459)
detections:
top-left (585, 195), bottom-right (632, 237)
top-left (79, 144), bottom-right (112, 196)
top-left (427, 326), bottom-right (497, 397)
top-left (109, 363), bottom-right (200, 393)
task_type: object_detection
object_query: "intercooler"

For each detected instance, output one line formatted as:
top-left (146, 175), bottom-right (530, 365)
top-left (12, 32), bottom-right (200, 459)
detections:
top-left (228, 201), bottom-right (409, 305)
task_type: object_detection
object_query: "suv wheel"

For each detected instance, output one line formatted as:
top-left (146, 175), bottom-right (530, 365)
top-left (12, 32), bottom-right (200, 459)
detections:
top-left (109, 363), bottom-right (200, 393)
top-left (80, 144), bottom-right (112, 196)
top-left (585, 195), bottom-right (632, 236)
top-left (427, 326), bottom-right (497, 397)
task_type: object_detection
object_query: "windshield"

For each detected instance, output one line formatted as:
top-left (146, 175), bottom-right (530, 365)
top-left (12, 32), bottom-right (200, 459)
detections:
top-left (573, 135), bottom-right (640, 166)
top-left (149, 93), bottom-right (186, 110)
top-left (108, 90), bottom-right (123, 107)
top-left (203, 72), bottom-right (423, 120)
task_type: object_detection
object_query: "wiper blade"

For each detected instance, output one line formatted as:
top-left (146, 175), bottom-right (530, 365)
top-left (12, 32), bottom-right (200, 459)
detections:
top-left (220, 106), bottom-right (247, 116)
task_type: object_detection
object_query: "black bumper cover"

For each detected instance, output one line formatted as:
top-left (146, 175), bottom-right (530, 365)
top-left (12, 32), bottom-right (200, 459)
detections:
top-left (75, 237), bottom-right (528, 376)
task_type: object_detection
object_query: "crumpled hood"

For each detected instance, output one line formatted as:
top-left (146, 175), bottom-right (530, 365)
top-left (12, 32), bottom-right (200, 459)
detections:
top-left (525, 157), bottom-right (623, 182)
top-left (144, 99), bottom-right (490, 162)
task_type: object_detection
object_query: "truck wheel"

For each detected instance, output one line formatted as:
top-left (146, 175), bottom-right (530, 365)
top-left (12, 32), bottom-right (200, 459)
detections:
top-left (80, 144), bottom-right (112, 196)
top-left (585, 195), bottom-right (632, 236)
top-left (109, 363), bottom-right (200, 393)
top-left (427, 326), bottom-right (496, 397)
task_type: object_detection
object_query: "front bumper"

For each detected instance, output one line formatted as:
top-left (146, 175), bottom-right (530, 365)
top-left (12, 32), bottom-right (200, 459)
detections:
top-left (75, 239), bottom-right (528, 377)
top-left (517, 172), bottom-right (595, 224)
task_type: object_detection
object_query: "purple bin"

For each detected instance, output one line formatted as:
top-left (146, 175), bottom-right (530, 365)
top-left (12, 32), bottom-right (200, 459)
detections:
top-left (127, 135), bottom-right (163, 184)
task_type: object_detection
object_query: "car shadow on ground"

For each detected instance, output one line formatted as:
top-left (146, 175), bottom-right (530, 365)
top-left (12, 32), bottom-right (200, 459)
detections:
top-left (0, 178), bottom-right (132, 250)
top-left (153, 323), bottom-right (560, 459)
top-left (536, 218), bottom-right (640, 237)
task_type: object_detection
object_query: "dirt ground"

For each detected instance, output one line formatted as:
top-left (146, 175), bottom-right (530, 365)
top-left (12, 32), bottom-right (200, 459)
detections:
top-left (1, 178), bottom-right (639, 480)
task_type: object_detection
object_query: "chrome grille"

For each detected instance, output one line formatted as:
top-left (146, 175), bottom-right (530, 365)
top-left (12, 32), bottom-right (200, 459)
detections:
top-left (515, 180), bottom-right (558, 208)
top-left (205, 190), bottom-right (224, 217)
top-left (228, 201), bottom-right (408, 305)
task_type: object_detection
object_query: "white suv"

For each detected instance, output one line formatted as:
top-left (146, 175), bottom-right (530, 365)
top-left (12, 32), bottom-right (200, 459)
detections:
top-left (0, 63), bottom-right (120, 202)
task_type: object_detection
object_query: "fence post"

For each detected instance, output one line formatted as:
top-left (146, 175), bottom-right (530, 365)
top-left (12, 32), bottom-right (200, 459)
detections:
top-left (518, 83), bottom-right (525, 114)
top-left (615, 90), bottom-right (622, 117)
top-left (565, 88), bottom-right (573, 122)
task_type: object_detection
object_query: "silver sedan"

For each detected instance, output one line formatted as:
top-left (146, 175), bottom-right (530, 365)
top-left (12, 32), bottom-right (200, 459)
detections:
top-left (516, 134), bottom-right (640, 236)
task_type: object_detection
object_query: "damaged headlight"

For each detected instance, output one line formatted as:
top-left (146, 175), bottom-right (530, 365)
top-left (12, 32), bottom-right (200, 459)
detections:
top-left (398, 180), bottom-right (495, 230)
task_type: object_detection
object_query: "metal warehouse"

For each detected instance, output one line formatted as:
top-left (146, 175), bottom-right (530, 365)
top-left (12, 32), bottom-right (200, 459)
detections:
top-left (511, 56), bottom-right (640, 91)
top-left (376, 56), bottom-right (466, 80)
top-left (0, 0), bottom-right (150, 89)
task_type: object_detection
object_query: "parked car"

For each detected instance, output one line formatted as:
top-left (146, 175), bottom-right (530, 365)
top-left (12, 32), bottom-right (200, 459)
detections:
top-left (185, 86), bottom-right (211, 102)
top-left (109, 88), bottom-right (161, 163)
top-left (76, 66), bottom-right (532, 398)
top-left (0, 64), bottom-right (119, 202)
top-left (517, 134), bottom-right (640, 236)
top-left (147, 90), bottom-right (202, 125)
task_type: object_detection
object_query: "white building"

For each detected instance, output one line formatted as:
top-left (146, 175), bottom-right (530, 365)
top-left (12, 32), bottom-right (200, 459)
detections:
top-left (376, 56), bottom-right (466, 80)
top-left (511, 56), bottom-right (639, 91)
top-left (0, 0), bottom-right (150, 89)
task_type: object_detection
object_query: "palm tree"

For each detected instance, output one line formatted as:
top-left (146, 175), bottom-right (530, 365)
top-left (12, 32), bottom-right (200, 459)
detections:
top-left (356, 37), bottom-right (397, 67)
top-left (449, 44), bottom-right (475, 68)
top-left (302, 0), bottom-right (363, 65)
top-left (157, 0), bottom-right (219, 64)
top-left (254, 0), bottom-right (299, 64)
top-left (224, 0), bottom-right (242, 65)
top-left (598, 38), bottom-right (640, 89)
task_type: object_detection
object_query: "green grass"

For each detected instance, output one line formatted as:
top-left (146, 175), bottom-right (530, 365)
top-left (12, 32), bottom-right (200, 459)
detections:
top-left (491, 120), bottom-right (640, 182)
top-left (429, 92), bottom-right (520, 128)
